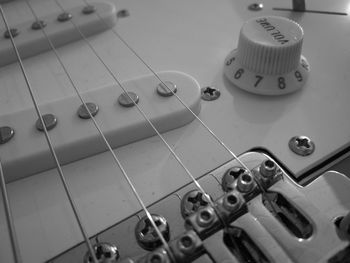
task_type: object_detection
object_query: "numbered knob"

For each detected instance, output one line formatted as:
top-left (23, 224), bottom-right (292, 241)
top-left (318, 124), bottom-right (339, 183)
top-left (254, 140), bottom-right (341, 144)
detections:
top-left (224, 16), bottom-right (310, 95)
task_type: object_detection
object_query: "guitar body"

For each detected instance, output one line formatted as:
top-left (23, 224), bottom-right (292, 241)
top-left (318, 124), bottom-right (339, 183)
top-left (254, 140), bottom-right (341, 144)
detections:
top-left (0, 0), bottom-right (349, 262)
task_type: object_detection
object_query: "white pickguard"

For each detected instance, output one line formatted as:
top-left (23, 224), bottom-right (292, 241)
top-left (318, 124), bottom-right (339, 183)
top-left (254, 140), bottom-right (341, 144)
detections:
top-left (0, 0), bottom-right (349, 262)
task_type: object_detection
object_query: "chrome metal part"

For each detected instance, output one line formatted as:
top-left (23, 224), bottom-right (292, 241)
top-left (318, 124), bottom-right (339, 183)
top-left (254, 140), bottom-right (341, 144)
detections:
top-left (222, 166), bottom-right (247, 192)
top-left (118, 91), bottom-right (139, 107)
top-left (196, 207), bottom-right (216, 228)
top-left (200, 86), bottom-right (220, 101)
top-left (31, 20), bottom-right (46, 30)
top-left (4, 28), bottom-right (19, 38)
top-left (82, 5), bottom-right (96, 15)
top-left (181, 190), bottom-right (211, 218)
top-left (57, 12), bottom-right (73, 22)
top-left (170, 230), bottom-right (203, 262)
top-left (35, 114), bottom-right (58, 132)
top-left (144, 248), bottom-right (171, 263)
top-left (222, 192), bottom-right (241, 212)
top-left (117, 9), bottom-right (130, 18)
top-left (77, 102), bottom-right (99, 119)
top-left (135, 214), bottom-right (170, 251)
top-left (0, 126), bottom-right (15, 144)
top-left (259, 160), bottom-right (277, 179)
top-left (216, 191), bottom-right (247, 223)
top-left (156, 81), bottom-right (177, 97)
top-left (289, 135), bottom-right (315, 156)
top-left (83, 242), bottom-right (120, 263)
top-left (248, 3), bottom-right (263, 11)
top-left (236, 172), bottom-right (255, 193)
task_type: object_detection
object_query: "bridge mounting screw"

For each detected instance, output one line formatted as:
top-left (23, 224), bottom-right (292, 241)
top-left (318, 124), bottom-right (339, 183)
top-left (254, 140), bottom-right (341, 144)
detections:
top-left (57, 12), bottom-right (73, 22)
top-left (181, 190), bottom-right (211, 218)
top-left (82, 5), bottom-right (96, 15)
top-left (289, 135), bottom-right (315, 156)
top-left (201, 86), bottom-right (220, 101)
top-left (0, 126), bottom-right (15, 144)
top-left (248, 3), bottom-right (263, 11)
top-left (4, 28), bottom-right (19, 39)
top-left (83, 242), bottom-right (119, 263)
top-left (135, 214), bottom-right (170, 251)
top-left (31, 20), bottom-right (47, 30)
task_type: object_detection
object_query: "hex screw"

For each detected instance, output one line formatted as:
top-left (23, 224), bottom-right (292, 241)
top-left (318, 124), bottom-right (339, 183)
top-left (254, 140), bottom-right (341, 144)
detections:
top-left (236, 172), bottom-right (255, 193)
top-left (196, 208), bottom-right (215, 227)
top-left (201, 86), bottom-right (220, 101)
top-left (223, 192), bottom-right (240, 211)
top-left (289, 135), bottom-right (315, 156)
top-left (259, 159), bottom-right (277, 179)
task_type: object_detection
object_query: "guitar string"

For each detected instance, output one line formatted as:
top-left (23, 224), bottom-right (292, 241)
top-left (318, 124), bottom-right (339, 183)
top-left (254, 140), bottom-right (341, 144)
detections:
top-left (0, 5), bottom-right (99, 263)
top-left (85, 0), bottom-right (277, 215)
top-left (0, 160), bottom-right (22, 263)
top-left (24, 0), bottom-right (171, 255)
top-left (51, 2), bottom-right (246, 260)
top-left (52, 0), bottom-right (215, 207)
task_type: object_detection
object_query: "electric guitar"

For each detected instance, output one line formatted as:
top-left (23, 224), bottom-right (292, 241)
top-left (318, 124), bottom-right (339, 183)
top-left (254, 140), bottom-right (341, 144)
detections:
top-left (0, 0), bottom-right (349, 262)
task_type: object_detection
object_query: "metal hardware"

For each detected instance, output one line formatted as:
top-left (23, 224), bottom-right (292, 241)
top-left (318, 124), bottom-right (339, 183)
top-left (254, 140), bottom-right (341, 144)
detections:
top-left (117, 9), bottom-right (130, 18)
top-left (248, 3), bottom-right (263, 11)
top-left (118, 91), bottom-right (139, 107)
top-left (222, 192), bottom-right (241, 211)
top-left (181, 190), bottom-right (211, 218)
top-left (0, 126), bottom-right (15, 144)
top-left (289, 135), bottom-right (315, 156)
top-left (196, 207), bottom-right (215, 227)
top-left (31, 20), bottom-right (46, 30)
top-left (222, 166), bottom-right (247, 192)
top-left (201, 86), bottom-right (220, 101)
top-left (77, 102), bottom-right (99, 119)
top-left (82, 5), bottom-right (96, 15)
top-left (259, 160), bottom-right (277, 179)
top-left (57, 12), bottom-right (73, 22)
top-left (36, 114), bottom-right (58, 132)
top-left (83, 242), bottom-right (119, 263)
top-left (236, 172), bottom-right (255, 193)
top-left (4, 28), bottom-right (19, 38)
top-left (156, 81), bottom-right (177, 97)
top-left (135, 214), bottom-right (170, 251)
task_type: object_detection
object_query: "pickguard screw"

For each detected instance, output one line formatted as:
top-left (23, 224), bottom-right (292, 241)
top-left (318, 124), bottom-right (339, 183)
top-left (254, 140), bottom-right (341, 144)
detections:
top-left (156, 81), bottom-right (177, 97)
top-left (4, 28), bottom-right (19, 39)
top-left (118, 91), bottom-right (139, 107)
top-left (201, 86), bottom-right (220, 101)
top-left (181, 190), bottom-right (211, 218)
top-left (0, 126), bottom-right (15, 144)
top-left (135, 214), bottom-right (170, 251)
top-left (77, 102), bottom-right (99, 119)
top-left (36, 114), bottom-right (58, 132)
top-left (82, 5), bottom-right (96, 15)
top-left (83, 242), bottom-right (119, 263)
top-left (31, 20), bottom-right (47, 30)
top-left (117, 9), bottom-right (130, 18)
top-left (289, 135), bottom-right (315, 156)
top-left (248, 3), bottom-right (264, 11)
top-left (57, 12), bottom-right (73, 22)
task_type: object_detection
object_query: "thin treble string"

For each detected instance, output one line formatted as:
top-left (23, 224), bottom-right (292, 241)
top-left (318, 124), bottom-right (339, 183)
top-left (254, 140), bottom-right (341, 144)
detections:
top-left (87, 1), bottom-right (276, 209)
top-left (0, 6), bottom-right (99, 263)
top-left (53, 0), bottom-right (215, 209)
top-left (24, 0), bottom-right (171, 254)
top-left (0, 160), bottom-right (22, 263)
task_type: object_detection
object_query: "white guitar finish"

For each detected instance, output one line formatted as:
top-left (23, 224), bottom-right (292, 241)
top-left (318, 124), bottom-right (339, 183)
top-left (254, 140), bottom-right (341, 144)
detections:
top-left (0, 0), bottom-right (349, 262)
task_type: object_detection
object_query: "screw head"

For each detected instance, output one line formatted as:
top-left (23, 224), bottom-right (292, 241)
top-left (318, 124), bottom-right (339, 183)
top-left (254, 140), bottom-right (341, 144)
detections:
top-left (236, 172), bottom-right (255, 193)
top-left (0, 126), bottom-right (15, 144)
top-left (57, 12), bottom-right (73, 22)
top-left (201, 86), bottom-right (220, 101)
top-left (82, 5), bottom-right (96, 15)
top-left (77, 102), bottom-right (99, 119)
top-left (196, 207), bottom-right (215, 227)
top-left (4, 28), bottom-right (19, 39)
top-left (36, 114), bottom-right (58, 132)
top-left (156, 81), bottom-right (177, 97)
top-left (118, 91), bottom-right (139, 107)
top-left (259, 160), bottom-right (277, 179)
top-left (181, 190), bottom-right (211, 218)
top-left (289, 136), bottom-right (315, 156)
top-left (83, 242), bottom-right (119, 263)
top-left (177, 233), bottom-right (196, 255)
top-left (248, 3), bottom-right (264, 11)
top-left (222, 166), bottom-right (247, 192)
top-left (223, 192), bottom-right (241, 211)
top-left (117, 9), bottom-right (130, 18)
top-left (135, 214), bottom-right (170, 251)
top-left (31, 20), bottom-right (47, 30)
